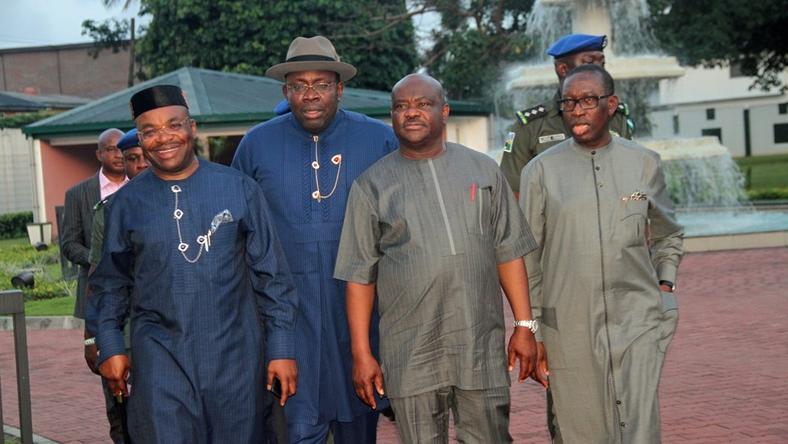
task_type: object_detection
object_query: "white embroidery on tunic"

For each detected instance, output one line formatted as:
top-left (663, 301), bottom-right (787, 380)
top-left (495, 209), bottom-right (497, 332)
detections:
top-left (171, 184), bottom-right (233, 263)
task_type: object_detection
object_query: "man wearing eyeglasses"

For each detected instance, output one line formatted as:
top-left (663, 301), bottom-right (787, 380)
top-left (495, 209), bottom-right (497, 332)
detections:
top-left (90, 84), bottom-right (299, 442)
top-left (519, 64), bottom-right (683, 443)
top-left (232, 36), bottom-right (397, 444)
top-left (61, 128), bottom-right (127, 327)
top-left (500, 33), bottom-right (634, 197)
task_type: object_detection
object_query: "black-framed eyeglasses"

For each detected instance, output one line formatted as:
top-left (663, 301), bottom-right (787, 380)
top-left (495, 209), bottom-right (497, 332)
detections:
top-left (557, 94), bottom-right (613, 112)
top-left (286, 82), bottom-right (335, 95)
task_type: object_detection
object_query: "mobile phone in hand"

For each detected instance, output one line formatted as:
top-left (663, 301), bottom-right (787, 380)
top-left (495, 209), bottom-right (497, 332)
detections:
top-left (270, 378), bottom-right (282, 398)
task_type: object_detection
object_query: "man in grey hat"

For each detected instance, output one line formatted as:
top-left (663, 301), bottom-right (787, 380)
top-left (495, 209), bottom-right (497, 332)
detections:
top-left (500, 33), bottom-right (634, 197)
top-left (232, 35), bottom-right (397, 443)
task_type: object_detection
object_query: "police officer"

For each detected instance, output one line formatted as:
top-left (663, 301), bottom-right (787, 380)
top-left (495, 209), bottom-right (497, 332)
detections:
top-left (500, 33), bottom-right (634, 195)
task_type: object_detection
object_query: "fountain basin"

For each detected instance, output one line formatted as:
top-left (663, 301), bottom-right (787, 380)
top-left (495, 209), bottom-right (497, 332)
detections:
top-left (678, 207), bottom-right (788, 252)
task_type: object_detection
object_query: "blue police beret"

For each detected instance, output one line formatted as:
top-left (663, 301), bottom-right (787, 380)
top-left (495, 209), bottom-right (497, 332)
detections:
top-left (117, 128), bottom-right (140, 151)
top-left (547, 34), bottom-right (607, 58)
top-left (274, 99), bottom-right (291, 116)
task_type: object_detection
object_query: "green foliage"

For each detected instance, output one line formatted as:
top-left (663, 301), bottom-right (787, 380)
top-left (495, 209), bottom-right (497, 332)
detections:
top-left (746, 188), bottom-right (788, 201)
top-left (423, 0), bottom-right (534, 100)
top-left (0, 240), bottom-right (72, 301)
top-left (82, 18), bottom-right (132, 57)
top-left (649, 0), bottom-right (788, 91)
top-left (0, 110), bottom-right (59, 129)
top-left (135, 0), bottom-right (418, 91)
top-left (0, 212), bottom-right (33, 240)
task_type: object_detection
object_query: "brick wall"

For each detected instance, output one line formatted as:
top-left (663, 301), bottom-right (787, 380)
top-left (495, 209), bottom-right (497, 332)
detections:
top-left (0, 42), bottom-right (134, 99)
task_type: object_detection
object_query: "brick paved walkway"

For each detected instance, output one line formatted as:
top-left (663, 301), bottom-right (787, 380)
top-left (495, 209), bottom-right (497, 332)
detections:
top-left (2, 247), bottom-right (787, 443)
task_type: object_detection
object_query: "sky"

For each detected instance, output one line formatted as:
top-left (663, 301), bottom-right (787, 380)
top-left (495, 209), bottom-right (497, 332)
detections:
top-left (0, 1), bottom-right (437, 52)
top-left (0, 0), bottom-right (143, 49)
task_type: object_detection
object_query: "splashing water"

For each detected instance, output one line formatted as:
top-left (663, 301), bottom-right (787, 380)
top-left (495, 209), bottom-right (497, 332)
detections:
top-left (642, 137), bottom-right (750, 208)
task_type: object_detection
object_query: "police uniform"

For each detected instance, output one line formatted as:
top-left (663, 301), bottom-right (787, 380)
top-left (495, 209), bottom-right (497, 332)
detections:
top-left (499, 33), bottom-right (635, 193)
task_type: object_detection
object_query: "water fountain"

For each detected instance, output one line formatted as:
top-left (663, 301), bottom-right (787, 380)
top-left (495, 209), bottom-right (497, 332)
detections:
top-left (501, 0), bottom-right (788, 251)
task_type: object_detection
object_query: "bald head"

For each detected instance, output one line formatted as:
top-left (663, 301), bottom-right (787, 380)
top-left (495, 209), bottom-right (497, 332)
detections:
top-left (98, 128), bottom-right (124, 148)
top-left (390, 73), bottom-right (450, 158)
top-left (392, 73), bottom-right (447, 105)
top-left (96, 128), bottom-right (125, 178)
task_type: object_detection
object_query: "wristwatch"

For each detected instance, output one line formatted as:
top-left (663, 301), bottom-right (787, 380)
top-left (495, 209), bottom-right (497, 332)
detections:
top-left (659, 280), bottom-right (676, 292)
top-left (513, 319), bottom-right (539, 334)
top-left (84, 337), bottom-right (96, 346)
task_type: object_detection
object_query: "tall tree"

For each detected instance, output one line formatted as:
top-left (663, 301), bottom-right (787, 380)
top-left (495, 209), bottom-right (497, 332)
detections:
top-left (135, 0), bottom-right (418, 91)
top-left (649, 0), bottom-right (788, 91)
top-left (421, 0), bottom-right (534, 101)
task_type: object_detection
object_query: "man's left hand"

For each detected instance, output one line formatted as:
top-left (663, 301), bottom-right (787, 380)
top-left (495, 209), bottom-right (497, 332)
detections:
top-left (508, 327), bottom-right (537, 382)
top-left (267, 359), bottom-right (297, 406)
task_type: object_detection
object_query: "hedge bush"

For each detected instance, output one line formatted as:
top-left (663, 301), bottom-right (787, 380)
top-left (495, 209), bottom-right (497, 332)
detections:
top-left (747, 188), bottom-right (788, 201)
top-left (0, 212), bottom-right (34, 240)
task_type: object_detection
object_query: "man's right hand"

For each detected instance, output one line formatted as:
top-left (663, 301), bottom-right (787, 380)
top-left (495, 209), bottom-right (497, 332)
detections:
top-left (99, 355), bottom-right (130, 398)
top-left (531, 342), bottom-right (549, 389)
top-left (352, 352), bottom-right (385, 409)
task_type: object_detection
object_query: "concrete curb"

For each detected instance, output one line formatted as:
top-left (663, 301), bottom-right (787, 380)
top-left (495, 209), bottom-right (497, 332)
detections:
top-left (3, 424), bottom-right (60, 444)
top-left (0, 316), bottom-right (82, 331)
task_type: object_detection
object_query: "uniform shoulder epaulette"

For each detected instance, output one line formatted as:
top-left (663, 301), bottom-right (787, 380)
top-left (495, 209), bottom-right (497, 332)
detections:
top-left (616, 102), bottom-right (636, 132)
top-left (93, 196), bottom-right (111, 211)
top-left (515, 104), bottom-right (549, 125)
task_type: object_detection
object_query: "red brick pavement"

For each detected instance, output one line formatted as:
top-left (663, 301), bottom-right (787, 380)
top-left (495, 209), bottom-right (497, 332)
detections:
top-left (2, 247), bottom-right (787, 443)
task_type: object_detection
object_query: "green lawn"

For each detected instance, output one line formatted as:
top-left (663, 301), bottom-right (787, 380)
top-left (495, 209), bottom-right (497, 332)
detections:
top-left (0, 237), bottom-right (27, 248)
top-left (25, 295), bottom-right (75, 316)
top-left (735, 153), bottom-right (788, 190)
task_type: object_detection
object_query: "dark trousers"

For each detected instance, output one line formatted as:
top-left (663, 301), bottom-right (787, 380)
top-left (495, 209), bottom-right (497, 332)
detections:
top-left (264, 389), bottom-right (290, 443)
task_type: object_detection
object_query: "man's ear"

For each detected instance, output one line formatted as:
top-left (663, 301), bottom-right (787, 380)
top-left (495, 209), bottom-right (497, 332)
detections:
top-left (555, 62), bottom-right (570, 79)
top-left (607, 94), bottom-right (619, 117)
top-left (336, 81), bottom-right (344, 101)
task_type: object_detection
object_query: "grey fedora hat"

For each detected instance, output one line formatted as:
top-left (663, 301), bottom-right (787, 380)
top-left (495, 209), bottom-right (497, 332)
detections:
top-left (266, 36), bottom-right (357, 82)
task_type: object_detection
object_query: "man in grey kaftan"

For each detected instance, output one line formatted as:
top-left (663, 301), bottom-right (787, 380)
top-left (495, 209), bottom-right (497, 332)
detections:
top-left (336, 74), bottom-right (541, 443)
top-left (519, 64), bottom-right (683, 443)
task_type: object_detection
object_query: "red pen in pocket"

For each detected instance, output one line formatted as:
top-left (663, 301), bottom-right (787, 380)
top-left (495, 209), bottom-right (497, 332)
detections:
top-left (470, 182), bottom-right (477, 202)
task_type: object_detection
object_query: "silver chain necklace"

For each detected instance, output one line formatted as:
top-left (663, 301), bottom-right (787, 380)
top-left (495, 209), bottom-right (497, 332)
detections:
top-left (310, 135), bottom-right (342, 202)
top-left (171, 185), bottom-right (233, 263)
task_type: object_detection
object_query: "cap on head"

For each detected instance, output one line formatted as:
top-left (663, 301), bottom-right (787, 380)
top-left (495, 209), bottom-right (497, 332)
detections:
top-left (117, 128), bottom-right (140, 151)
top-left (265, 36), bottom-right (357, 82)
top-left (130, 84), bottom-right (188, 119)
top-left (547, 34), bottom-right (607, 59)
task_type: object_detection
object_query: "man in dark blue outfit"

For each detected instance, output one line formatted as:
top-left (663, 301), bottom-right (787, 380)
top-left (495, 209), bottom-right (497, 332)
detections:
top-left (232, 36), bottom-right (398, 443)
top-left (91, 85), bottom-right (299, 443)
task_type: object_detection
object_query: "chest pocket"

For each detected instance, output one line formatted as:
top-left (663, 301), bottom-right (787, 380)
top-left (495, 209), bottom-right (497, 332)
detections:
top-left (465, 182), bottom-right (493, 236)
top-left (619, 198), bottom-right (648, 247)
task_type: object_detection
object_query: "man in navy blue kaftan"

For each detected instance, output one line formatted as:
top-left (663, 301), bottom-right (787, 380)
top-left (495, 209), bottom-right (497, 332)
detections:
top-left (90, 85), bottom-right (299, 444)
top-left (232, 36), bottom-right (397, 443)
